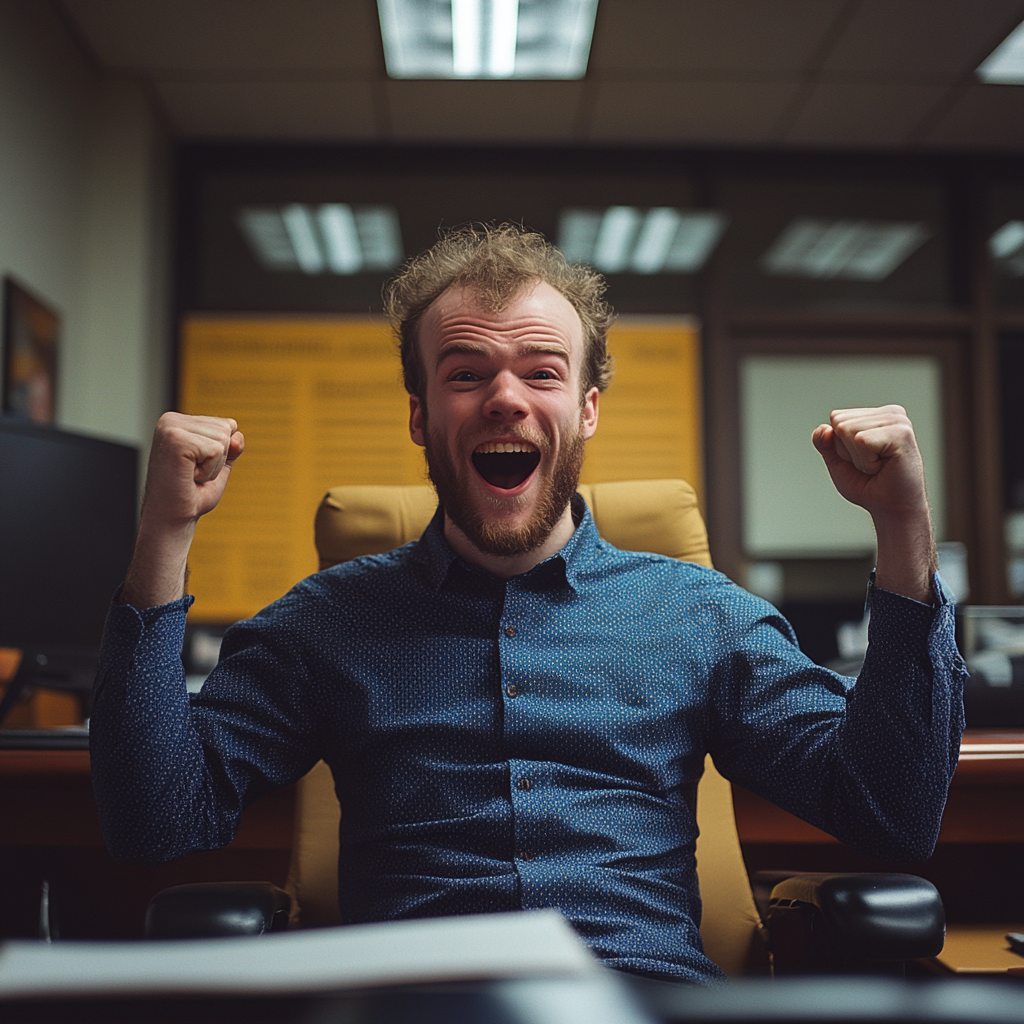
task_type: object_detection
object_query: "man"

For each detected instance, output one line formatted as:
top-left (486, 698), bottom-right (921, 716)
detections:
top-left (91, 224), bottom-right (965, 985)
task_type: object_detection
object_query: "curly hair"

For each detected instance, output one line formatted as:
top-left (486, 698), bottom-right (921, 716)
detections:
top-left (383, 223), bottom-right (615, 400)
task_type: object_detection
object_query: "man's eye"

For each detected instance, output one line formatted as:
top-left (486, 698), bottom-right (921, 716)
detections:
top-left (451, 371), bottom-right (480, 382)
top-left (530, 370), bottom-right (555, 380)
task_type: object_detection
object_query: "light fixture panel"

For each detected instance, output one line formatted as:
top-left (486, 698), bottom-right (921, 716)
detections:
top-left (237, 209), bottom-right (300, 271)
top-left (977, 19), bottom-right (1024, 84)
top-left (558, 207), bottom-right (726, 274)
top-left (237, 205), bottom-right (404, 275)
top-left (379, 0), bottom-right (598, 79)
top-left (991, 220), bottom-right (1024, 277)
top-left (761, 219), bottom-right (930, 282)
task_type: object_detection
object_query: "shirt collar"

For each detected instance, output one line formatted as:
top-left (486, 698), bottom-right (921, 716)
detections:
top-left (414, 493), bottom-right (599, 594)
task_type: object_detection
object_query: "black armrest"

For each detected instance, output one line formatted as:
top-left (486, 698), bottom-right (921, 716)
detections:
top-left (765, 873), bottom-right (944, 975)
top-left (144, 881), bottom-right (293, 939)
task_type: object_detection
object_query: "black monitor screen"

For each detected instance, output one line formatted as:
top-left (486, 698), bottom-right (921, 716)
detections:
top-left (0, 419), bottom-right (137, 653)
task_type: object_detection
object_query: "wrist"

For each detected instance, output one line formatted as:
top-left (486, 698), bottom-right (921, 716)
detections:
top-left (120, 520), bottom-right (197, 609)
top-left (871, 507), bottom-right (937, 604)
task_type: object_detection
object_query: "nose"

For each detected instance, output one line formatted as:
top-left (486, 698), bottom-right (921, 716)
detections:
top-left (482, 370), bottom-right (528, 422)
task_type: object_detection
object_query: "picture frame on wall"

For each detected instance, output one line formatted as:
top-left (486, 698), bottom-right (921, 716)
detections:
top-left (2, 277), bottom-right (59, 424)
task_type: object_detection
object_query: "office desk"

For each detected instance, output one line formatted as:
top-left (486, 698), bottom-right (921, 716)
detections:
top-left (3, 731), bottom-right (1021, 941)
top-left (733, 729), bottom-right (1024, 974)
top-left (0, 749), bottom-right (294, 938)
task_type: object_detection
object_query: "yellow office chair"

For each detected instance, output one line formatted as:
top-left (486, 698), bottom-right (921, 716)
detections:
top-left (147, 480), bottom-right (944, 977)
top-left (284, 479), bottom-right (764, 977)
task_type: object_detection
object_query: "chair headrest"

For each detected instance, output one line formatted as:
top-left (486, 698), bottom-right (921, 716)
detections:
top-left (314, 479), bottom-right (712, 571)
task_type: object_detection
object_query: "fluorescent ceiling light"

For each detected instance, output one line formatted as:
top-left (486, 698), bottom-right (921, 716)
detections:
top-left (282, 204), bottom-right (326, 274)
top-left (355, 207), bottom-right (405, 270)
top-left (379, 0), bottom-right (598, 79)
top-left (236, 209), bottom-right (300, 271)
top-left (991, 220), bottom-right (1024, 277)
top-left (452, 0), bottom-right (519, 77)
top-left (761, 219), bottom-right (930, 282)
top-left (977, 19), bottom-right (1024, 84)
top-left (318, 205), bottom-right (362, 274)
top-left (558, 207), bottom-right (727, 274)
top-left (236, 205), bottom-right (404, 275)
top-left (592, 206), bottom-right (642, 273)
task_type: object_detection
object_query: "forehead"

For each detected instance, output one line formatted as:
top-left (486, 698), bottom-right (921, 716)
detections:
top-left (419, 281), bottom-right (584, 363)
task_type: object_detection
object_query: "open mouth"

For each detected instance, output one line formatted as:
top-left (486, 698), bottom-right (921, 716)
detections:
top-left (471, 441), bottom-right (541, 490)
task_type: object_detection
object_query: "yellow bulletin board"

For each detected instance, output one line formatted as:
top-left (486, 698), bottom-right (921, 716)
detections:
top-left (579, 317), bottom-right (703, 496)
top-left (180, 315), bottom-right (702, 623)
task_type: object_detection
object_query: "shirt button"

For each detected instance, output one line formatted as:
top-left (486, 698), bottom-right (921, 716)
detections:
top-left (517, 778), bottom-right (532, 791)
top-left (506, 684), bottom-right (519, 698)
top-left (504, 625), bottom-right (516, 638)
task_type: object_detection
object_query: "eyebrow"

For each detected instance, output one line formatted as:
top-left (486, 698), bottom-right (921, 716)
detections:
top-left (435, 340), bottom-right (571, 368)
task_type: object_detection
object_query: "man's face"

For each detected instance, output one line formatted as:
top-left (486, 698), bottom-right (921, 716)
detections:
top-left (409, 281), bottom-right (599, 557)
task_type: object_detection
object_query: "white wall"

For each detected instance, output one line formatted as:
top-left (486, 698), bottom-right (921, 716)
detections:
top-left (740, 354), bottom-right (945, 558)
top-left (0, 0), bottom-right (169, 459)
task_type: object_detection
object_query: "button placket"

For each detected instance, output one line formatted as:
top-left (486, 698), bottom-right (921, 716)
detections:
top-left (510, 759), bottom-right (540, 870)
top-left (500, 587), bottom-right (524, 711)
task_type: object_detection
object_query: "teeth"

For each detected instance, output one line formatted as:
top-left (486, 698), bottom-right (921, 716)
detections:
top-left (475, 441), bottom-right (537, 454)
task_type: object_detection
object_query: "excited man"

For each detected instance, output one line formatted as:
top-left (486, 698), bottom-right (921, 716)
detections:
top-left (91, 224), bottom-right (964, 984)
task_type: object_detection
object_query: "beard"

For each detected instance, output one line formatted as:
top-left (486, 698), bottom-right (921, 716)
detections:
top-left (423, 419), bottom-right (586, 558)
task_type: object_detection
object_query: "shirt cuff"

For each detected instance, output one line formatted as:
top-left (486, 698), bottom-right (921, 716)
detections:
top-left (867, 570), bottom-right (951, 609)
top-left (102, 588), bottom-right (195, 653)
top-left (865, 571), bottom-right (953, 655)
top-left (111, 584), bottom-right (195, 622)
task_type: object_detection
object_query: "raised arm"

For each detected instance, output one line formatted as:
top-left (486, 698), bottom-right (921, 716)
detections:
top-left (811, 404), bottom-right (936, 603)
top-left (709, 405), bottom-right (963, 862)
top-left (91, 411), bottom-right (285, 865)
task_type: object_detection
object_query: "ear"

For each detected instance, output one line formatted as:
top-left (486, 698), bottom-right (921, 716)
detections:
top-left (580, 387), bottom-right (599, 441)
top-left (409, 393), bottom-right (426, 447)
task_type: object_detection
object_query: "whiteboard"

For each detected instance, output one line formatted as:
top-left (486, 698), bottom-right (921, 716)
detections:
top-left (740, 354), bottom-right (944, 557)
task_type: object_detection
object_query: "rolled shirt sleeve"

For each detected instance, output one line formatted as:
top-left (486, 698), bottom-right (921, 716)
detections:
top-left (706, 573), bottom-right (967, 862)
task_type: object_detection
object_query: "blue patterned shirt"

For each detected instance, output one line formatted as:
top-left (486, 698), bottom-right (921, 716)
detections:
top-left (91, 499), bottom-right (965, 984)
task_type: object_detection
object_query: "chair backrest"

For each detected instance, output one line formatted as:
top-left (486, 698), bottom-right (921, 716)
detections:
top-left (288, 480), bottom-right (763, 976)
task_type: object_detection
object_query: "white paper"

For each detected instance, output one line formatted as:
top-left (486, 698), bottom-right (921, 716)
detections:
top-left (0, 910), bottom-right (598, 1000)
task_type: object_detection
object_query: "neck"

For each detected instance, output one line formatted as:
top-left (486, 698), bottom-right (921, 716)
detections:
top-left (443, 503), bottom-right (577, 578)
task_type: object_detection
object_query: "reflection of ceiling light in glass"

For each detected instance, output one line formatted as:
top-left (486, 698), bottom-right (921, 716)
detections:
top-left (282, 204), bottom-right (325, 274)
top-left (378, 0), bottom-right (598, 79)
top-left (761, 219), bottom-right (930, 281)
top-left (236, 205), bottom-right (403, 274)
top-left (991, 220), bottom-right (1024, 276)
top-left (559, 207), bottom-right (727, 274)
top-left (977, 19), bottom-right (1024, 83)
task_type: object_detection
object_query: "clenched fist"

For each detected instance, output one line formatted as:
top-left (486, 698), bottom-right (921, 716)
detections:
top-left (121, 412), bottom-right (244, 609)
top-left (811, 405), bottom-right (928, 520)
top-left (812, 405), bottom-right (936, 603)
top-left (141, 412), bottom-right (245, 528)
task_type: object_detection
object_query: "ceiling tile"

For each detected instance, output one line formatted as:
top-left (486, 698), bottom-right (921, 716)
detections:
top-left (587, 80), bottom-right (800, 144)
top-left (61, 0), bottom-right (382, 72)
top-left (385, 81), bottom-right (585, 142)
top-left (784, 82), bottom-right (951, 146)
top-left (155, 80), bottom-right (380, 140)
top-left (923, 84), bottom-right (1024, 147)
top-left (820, 0), bottom-right (1024, 77)
top-left (589, 0), bottom-right (846, 73)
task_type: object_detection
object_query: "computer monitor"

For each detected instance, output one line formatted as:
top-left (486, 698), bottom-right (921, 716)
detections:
top-left (0, 417), bottom-right (137, 725)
